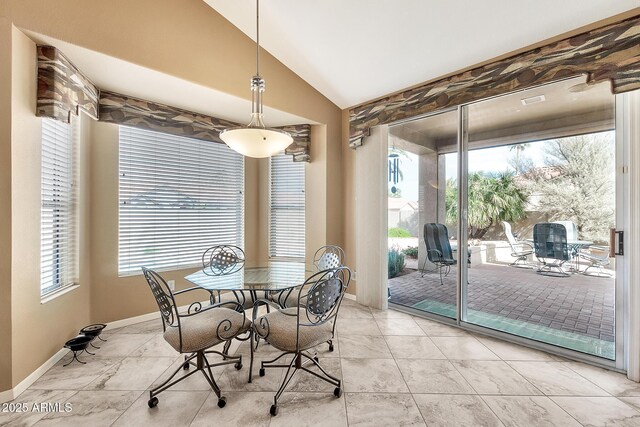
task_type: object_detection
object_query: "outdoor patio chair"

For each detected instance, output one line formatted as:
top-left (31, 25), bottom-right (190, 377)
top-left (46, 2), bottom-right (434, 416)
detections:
top-left (142, 267), bottom-right (250, 409)
top-left (578, 245), bottom-right (612, 277)
top-left (502, 221), bottom-right (534, 268)
top-left (252, 266), bottom-right (351, 416)
top-left (421, 223), bottom-right (457, 285)
top-left (533, 223), bottom-right (571, 277)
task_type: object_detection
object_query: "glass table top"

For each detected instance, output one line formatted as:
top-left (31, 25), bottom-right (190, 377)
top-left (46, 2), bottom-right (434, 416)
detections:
top-left (184, 261), bottom-right (314, 291)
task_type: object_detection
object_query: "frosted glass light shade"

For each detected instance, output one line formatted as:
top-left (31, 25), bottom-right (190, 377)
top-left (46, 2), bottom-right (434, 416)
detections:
top-left (220, 127), bottom-right (293, 158)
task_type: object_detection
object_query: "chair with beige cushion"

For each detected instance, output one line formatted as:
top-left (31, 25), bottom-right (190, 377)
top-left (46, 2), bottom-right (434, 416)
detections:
top-left (253, 266), bottom-right (351, 416)
top-left (142, 267), bottom-right (251, 409)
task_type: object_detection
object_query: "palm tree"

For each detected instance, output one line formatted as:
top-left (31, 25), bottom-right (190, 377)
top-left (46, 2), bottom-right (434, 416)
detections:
top-left (446, 172), bottom-right (527, 239)
top-left (509, 142), bottom-right (532, 174)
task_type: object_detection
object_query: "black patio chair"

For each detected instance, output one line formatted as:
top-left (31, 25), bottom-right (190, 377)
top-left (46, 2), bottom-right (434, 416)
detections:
top-left (420, 223), bottom-right (457, 285)
top-left (533, 223), bottom-right (571, 277)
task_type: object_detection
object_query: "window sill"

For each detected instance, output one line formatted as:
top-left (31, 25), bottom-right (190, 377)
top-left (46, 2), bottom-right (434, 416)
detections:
top-left (41, 284), bottom-right (80, 304)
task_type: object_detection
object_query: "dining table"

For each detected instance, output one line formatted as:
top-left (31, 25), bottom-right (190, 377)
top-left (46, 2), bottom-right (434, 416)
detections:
top-left (184, 260), bottom-right (315, 382)
top-left (527, 239), bottom-right (593, 272)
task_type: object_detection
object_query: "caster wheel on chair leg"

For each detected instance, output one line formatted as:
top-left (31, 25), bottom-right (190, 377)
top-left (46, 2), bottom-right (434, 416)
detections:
top-left (270, 405), bottom-right (279, 416)
top-left (314, 356), bottom-right (319, 363)
top-left (148, 397), bottom-right (159, 408)
top-left (334, 387), bottom-right (342, 398)
top-left (217, 397), bottom-right (227, 408)
top-left (234, 362), bottom-right (243, 370)
top-left (329, 344), bottom-right (334, 352)
top-left (182, 362), bottom-right (190, 370)
top-left (259, 368), bottom-right (265, 377)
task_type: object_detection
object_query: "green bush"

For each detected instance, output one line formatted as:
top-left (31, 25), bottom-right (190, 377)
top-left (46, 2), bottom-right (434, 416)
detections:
top-left (388, 247), bottom-right (405, 279)
top-left (388, 227), bottom-right (411, 238)
top-left (402, 246), bottom-right (418, 258)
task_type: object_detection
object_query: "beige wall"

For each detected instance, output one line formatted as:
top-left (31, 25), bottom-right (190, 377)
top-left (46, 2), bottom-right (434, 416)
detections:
top-left (9, 28), bottom-right (92, 387)
top-left (1, 0), bottom-right (343, 392)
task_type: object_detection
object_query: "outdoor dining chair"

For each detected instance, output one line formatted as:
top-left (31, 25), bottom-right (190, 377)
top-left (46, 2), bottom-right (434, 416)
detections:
top-left (533, 223), bottom-right (571, 277)
top-left (252, 266), bottom-right (351, 416)
top-left (142, 267), bottom-right (250, 409)
top-left (502, 221), bottom-right (534, 267)
top-left (421, 223), bottom-right (457, 285)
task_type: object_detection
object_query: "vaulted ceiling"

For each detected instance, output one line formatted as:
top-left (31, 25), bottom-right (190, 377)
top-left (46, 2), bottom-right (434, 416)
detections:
top-left (204, 0), bottom-right (639, 109)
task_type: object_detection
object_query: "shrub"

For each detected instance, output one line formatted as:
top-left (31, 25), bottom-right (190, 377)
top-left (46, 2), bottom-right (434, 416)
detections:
top-left (402, 246), bottom-right (418, 258)
top-left (388, 247), bottom-right (405, 278)
top-left (388, 227), bottom-right (411, 238)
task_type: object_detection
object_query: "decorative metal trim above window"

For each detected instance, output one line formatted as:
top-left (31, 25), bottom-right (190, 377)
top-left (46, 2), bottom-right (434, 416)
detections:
top-left (36, 46), bottom-right (311, 162)
top-left (349, 14), bottom-right (640, 148)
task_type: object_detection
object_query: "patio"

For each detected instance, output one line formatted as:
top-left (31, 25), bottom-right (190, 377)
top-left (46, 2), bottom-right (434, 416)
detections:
top-left (389, 263), bottom-right (615, 358)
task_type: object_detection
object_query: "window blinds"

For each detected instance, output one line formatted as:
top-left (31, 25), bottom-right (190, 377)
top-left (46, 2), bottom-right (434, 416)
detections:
top-left (269, 154), bottom-right (305, 259)
top-left (41, 117), bottom-right (78, 295)
top-left (118, 126), bottom-right (244, 275)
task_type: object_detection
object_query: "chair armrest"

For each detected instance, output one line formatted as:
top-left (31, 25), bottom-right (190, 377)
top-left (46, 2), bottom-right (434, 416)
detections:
top-left (179, 299), bottom-right (244, 317)
top-left (251, 298), bottom-right (293, 323)
top-left (427, 249), bottom-right (443, 260)
top-left (173, 286), bottom-right (211, 296)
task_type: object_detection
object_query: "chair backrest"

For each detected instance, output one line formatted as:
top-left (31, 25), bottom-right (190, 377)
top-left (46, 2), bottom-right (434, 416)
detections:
top-left (298, 266), bottom-right (351, 327)
top-left (552, 221), bottom-right (578, 241)
top-left (202, 245), bottom-right (245, 276)
top-left (502, 221), bottom-right (518, 249)
top-left (313, 245), bottom-right (345, 271)
top-left (424, 223), bottom-right (454, 262)
top-left (142, 267), bottom-right (179, 331)
top-left (533, 223), bottom-right (570, 261)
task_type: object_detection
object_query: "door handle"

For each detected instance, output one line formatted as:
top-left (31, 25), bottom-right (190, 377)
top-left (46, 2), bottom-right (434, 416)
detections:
top-left (610, 228), bottom-right (624, 257)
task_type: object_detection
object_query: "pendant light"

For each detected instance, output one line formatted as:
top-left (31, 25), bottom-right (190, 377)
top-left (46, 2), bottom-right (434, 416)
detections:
top-left (220, 0), bottom-right (293, 158)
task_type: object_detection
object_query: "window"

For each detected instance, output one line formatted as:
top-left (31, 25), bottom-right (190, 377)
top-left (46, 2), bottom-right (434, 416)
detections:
top-left (269, 154), bottom-right (305, 259)
top-left (118, 127), bottom-right (244, 275)
top-left (41, 117), bottom-right (78, 296)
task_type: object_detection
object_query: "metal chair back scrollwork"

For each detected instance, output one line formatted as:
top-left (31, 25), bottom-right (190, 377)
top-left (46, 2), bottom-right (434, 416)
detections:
top-left (142, 267), bottom-right (180, 332)
top-left (313, 245), bottom-right (345, 271)
top-left (203, 245), bottom-right (246, 276)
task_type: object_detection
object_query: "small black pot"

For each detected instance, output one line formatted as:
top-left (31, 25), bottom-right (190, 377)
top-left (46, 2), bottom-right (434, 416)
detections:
top-left (80, 323), bottom-right (107, 338)
top-left (64, 335), bottom-right (95, 352)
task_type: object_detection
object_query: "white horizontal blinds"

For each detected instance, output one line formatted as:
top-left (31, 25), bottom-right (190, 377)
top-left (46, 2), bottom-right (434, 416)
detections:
top-left (41, 117), bottom-right (78, 295)
top-left (119, 126), bottom-right (244, 275)
top-left (269, 154), bottom-right (305, 259)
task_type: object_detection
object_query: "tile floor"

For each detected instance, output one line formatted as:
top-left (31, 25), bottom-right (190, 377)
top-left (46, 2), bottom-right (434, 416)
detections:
top-left (3, 298), bottom-right (640, 427)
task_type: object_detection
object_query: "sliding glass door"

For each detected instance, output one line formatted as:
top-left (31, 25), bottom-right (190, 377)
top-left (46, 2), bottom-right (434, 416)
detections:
top-left (387, 76), bottom-right (626, 364)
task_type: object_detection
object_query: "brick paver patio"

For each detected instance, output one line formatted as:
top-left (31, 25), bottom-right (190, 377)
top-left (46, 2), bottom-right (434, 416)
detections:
top-left (389, 263), bottom-right (615, 342)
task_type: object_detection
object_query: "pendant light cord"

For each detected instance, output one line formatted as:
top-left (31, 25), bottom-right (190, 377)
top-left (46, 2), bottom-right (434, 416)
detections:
top-left (256, 0), bottom-right (260, 77)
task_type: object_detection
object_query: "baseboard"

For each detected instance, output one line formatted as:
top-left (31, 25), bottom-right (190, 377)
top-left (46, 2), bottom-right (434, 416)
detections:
top-left (0, 348), bottom-right (68, 404)
top-left (103, 311), bottom-right (161, 331)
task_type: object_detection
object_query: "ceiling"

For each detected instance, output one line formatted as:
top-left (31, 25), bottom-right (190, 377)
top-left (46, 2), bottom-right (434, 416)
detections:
top-left (204, 0), bottom-right (638, 109)
top-left (24, 31), bottom-right (310, 127)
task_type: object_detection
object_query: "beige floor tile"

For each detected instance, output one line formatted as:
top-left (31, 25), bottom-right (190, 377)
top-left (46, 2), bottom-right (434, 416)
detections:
top-left (85, 356), bottom-right (176, 391)
top-left (269, 392), bottom-right (347, 427)
top-left (376, 318), bottom-right (426, 336)
top-left (475, 336), bottom-right (560, 361)
top-left (190, 391), bottom-right (273, 427)
top-left (431, 337), bottom-right (500, 360)
top-left (0, 389), bottom-right (76, 427)
top-left (30, 357), bottom-right (122, 390)
top-left (384, 336), bottom-right (446, 359)
top-left (371, 309), bottom-right (413, 319)
top-left (339, 304), bottom-right (374, 319)
top-left (217, 357), bottom-right (286, 392)
top-left (552, 396), bottom-right (640, 426)
top-left (413, 317), bottom-right (469, 337)
top-left (620, 397), bottom-right (640, 412)
top-left (35, 390), bottom-right (142, 426)
top-left (149, 356), bottom-right (232, 391)
top-left (397, 359), bottom-right (474, 394)
top-left (338, 335), bottom-right (393, 358)
top-left (286, 358), bottom-right (342, 393)
top-left (564, 361), bottom-right (640, 396)
top-left (336, 319), bottom-right (382, 336)
top-left (345, 393), bottom-right (425, 427)
top-left (129, 334), bottom-right (178, 358)
top-left (508, 361), bottom-right (610, 396)
top-left (413, 394), bottom-right (503, 427)
top-left (91, 333), bottom-right (156, 357)
top-left (111, 390), bottom-right (209, 427)
top-left (104, 319), bottom-right (164, 335)
top-left (341, 358), bottom-right (409, 393)
top-left (482, 395), bottom-right (581, 427)
top-left (452, 360), bottom-right (541, 395)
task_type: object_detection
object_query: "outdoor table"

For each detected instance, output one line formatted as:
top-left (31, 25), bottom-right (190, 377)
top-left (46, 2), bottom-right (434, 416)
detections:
top-left (185, 261), bottom-right (314, 382)
top-left (527, 239), bottom-right (593, 271)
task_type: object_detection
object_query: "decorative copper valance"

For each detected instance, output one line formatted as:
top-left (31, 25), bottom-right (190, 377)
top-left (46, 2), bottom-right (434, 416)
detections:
top-left (36, 46), bottom-right (311, 162)
top-left (349, 14), bottom-right (640, 147)
top-left (36, 45), bottom-right (99, 122)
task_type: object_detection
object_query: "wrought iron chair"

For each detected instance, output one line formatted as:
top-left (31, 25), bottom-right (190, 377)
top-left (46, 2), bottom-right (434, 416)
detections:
top-left (253, 266), bottom-right (351, 416)
top-left (533, 223), bottom-right (571, 277)
top-left (502, 221), bottom-right (534, 267)
top-left (203, 245), bottom-right (264, 310)
top-left (142, 267), bottom-right (250, 409)
top-left (578, 245), bottom-right (612, 277)
top-left (421, 223), bottom-right (457, 285)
